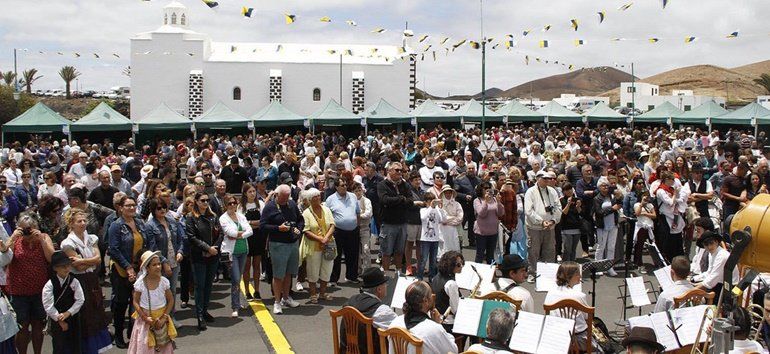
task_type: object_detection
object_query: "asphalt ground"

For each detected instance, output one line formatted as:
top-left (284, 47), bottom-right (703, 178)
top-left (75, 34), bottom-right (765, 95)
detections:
top-left (36, 226), bottom-right (663, 354)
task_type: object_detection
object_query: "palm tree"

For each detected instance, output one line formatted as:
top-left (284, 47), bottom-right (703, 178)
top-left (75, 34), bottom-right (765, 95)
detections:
top-left (1, 71), bottom-right (15, 87)
top-left (754, 73), bottom-right (770, 94)
top-left (58, 66), bottom-right (80, 99)
top-left (21, 69), bottom-right (42, 93)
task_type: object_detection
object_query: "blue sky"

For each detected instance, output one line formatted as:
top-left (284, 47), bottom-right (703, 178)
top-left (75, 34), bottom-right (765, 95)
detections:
top-left (1, 0), bottom-right (768, 95)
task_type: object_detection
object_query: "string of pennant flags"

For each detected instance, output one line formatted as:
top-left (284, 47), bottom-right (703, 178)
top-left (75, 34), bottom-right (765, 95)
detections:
top-left (14, 0), bottom-right (763, 76)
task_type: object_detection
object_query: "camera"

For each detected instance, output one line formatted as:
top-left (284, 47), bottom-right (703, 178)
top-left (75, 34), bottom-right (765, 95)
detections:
top-left (22, 228), bottom-right (32, 237)
top-left (544, 205), bottom-right (555, 214)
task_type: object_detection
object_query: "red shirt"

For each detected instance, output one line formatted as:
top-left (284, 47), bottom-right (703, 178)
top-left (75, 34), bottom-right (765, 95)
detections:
top-left (7, 238), bottom-right (49, 296)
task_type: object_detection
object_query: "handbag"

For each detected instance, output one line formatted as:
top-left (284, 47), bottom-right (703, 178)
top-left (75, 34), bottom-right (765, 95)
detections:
top-left (146, 280), bottom-right (172, 348)
top-left (322, 238), bottom-right (337, 261)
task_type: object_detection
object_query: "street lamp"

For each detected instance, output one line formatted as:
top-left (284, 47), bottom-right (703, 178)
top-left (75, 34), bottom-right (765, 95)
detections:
top-left (479, 0), bottom-right (487, 145)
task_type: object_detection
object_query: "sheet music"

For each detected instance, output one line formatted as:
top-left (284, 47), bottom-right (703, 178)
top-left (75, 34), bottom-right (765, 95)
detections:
top-left (626, 277), bottom-right (652, 307)
top-left (455, 261), bottom-right (495, 290)
top-left (535, 316), bottom-right (575, 354)
top-left (654, 266), bottom-right (674, 291)
top-left (535, 262), bottom-right (560, 292)
top-left (672, 305), bottom-right (710, 346)
top-left (650, 311), bottom-right (681, 350)
top-left (509, 311), bottom-right (545, 354)
top-left (627, 314), bottom-right (653, 329)
top-left (452, 298), bottom-right (485, 336)
top-left (389, 276), bottom-right (417, 309)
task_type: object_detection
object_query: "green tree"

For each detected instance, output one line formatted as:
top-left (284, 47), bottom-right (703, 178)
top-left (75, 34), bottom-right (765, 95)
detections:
top-left (754, 73), bottom-right (770, 94)
top-left (0, 85), bottom-right (37, 125)
top-left (1, 71), bottom-right (15, 87)
top-left (20, 69), bottom-right (42, 93)
top-left (58, 66), bottom-right (80, 99)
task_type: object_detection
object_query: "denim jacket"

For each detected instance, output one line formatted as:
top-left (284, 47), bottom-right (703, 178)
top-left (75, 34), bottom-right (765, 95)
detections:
top-left (623, 191), bottom-right (640, 218)
top-left (13, 185), bottom-right (37, 210)
top-left (108, 216), bottom-right (156, 271)
top-left (145, 215), bottom-right (186, 266)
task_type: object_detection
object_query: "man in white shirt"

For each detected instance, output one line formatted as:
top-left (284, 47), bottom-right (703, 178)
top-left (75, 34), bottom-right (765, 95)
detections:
top-left (692, 231), bottom-right (739, 295)
top-left (524, 171), bottom-right (562, 282)
top-left (68, 152), bottom-right (88, 180)
top-left (493, 255), bottom-right (534, 312)
top-left (654, 256), bottom-right (694, 313)
top-left (418, 155), bottom-right (444, 192)
top-left (340, 267), bottom-right (397, 354)
top-left (527, 142), bottom-right (545, 168)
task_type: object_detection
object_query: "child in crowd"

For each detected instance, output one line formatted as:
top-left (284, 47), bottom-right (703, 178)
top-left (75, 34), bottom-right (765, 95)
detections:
top-left (418, 193), bottom-right (446, 280)
top-left (42, 251), bottom-right (84, 354)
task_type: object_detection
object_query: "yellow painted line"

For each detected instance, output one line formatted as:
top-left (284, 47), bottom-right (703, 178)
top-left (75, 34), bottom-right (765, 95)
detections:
top-left (241, 282), bottom-right (295, 354)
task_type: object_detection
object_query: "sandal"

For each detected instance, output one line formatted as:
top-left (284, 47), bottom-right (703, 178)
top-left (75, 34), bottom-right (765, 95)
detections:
top-left (320, 293), bottom-right (333, 301)
top-left (308, 294), bottom-right (319, 304)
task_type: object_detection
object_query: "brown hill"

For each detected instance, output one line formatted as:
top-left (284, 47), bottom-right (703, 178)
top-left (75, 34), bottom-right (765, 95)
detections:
top-left (499, 66), bottom-right (636, 100)
top-left (600, 62), bottom-right (770, 104)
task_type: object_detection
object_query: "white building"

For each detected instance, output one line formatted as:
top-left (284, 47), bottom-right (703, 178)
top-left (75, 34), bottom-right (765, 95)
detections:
top-left (619, 82), bottom-right (725, 112)
top-left (552, 94), bottom-right (610, 112)
top-left (130, 1), bottom-right (414, 120)
top-left (758, 96), bottom-right (770, 109)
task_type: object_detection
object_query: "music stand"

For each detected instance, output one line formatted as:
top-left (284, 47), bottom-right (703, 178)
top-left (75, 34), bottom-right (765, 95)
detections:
top-left (582, 258), bottom-right (620, 306)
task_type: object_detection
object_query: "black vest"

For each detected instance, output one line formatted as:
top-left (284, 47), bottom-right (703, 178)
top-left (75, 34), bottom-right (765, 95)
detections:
top-left (688, 179), bottom-right (709, 217)
top-left (51, 274), bottom-right (76, 314)
top-left (430, 273), bottom-right (453, 316)
top-left (341, 293), bottom-right (384, 354)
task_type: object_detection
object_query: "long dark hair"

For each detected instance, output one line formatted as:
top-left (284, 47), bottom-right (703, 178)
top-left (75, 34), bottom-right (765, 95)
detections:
top-left (402, 281), bottom-right (432, 317)
top-left (241, 183), bottom-right (256, 208)
top-left (437, 251), bottom-right (463, 278)
top-left (192, 192), bottom-right (215, 218)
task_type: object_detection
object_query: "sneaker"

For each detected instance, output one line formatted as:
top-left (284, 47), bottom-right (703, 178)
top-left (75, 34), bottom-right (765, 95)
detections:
top-left (596, 271), bottom-right (604, 276)
top-left (640, 268), bottom-right (648, 275)
top-left (347, 278), bottom-right (360, 284)
top-left (260, 272), bottom-right (266, 281)
top-left (338, 278), bottom-right (348, 285)
top-left (231, 310), bottom-right (239, 318)
top-left (254, 291), bottom-right (262, 299)
top-left (527, 275), bottom-right (535, 283)
top-left (273, 302), bottom-right (283, 314)
top-left (328, 282), bottom-right (337, 288)
top-left (581, 252), bottom-right (590, 258)
top-left (245, 291), bottom-right (254, 301)
top-left (607, 269), bottom-right (618, 277)
top-left (557, 255), bottom-right (562, 262)
top-left (295, 282), bottom-right (304, 292)
top-left (282, 297), bottom-right (300, 308)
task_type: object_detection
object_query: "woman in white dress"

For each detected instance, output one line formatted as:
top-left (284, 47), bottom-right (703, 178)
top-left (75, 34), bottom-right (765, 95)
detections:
top-left (438, 185), bottom-right (463, 257)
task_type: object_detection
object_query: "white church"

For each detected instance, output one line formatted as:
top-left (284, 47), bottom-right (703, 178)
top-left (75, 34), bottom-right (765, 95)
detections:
top-left (130, 1), bottom-right (415, 120)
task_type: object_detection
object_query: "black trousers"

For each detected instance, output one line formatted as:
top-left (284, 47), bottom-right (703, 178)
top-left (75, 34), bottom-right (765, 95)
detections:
top-left (110, 267), bottom-right (133, 338)
top-left (51, 315), bottom-right (81, 354)
top-left (330, 227), bottom-right (361, 282)
top-left (658, 220), bottom-right (684, 263)
top-left (180, 257), bottom-right (192, 303)
top-left (463, 204), bottom-right (477, 246)
top-left (624, 220), bottom-right (636, 261)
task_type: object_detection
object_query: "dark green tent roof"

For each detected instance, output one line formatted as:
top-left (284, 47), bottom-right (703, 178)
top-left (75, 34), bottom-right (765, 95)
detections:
top-left (309, 100), bottom-right (360, 126)
top-left (713, 102), bottom-right (770, 125)
top-left (495, 100), bottom-right (543, 122)
top-left (4, 102), bottom-right (70, 133)
top-left (361, 99), bottom-right (413, 124)
top-left (634, 101), bottom-right (683, 124)
top-left (71, 102), bottom-right (132, 132)
top-left (537, 101), bottom-right (582, 123)
top-left (193, 102), bottom-right (250, 128)
top-left (456, 99), bottom-right (503, 123)
top-left (584, 102), bottom-right (626, 123)
top-left (251, 101), bottom-right (306, 127)
top-left (410, 99), bottom-right (461, 123)
top-left (673, 101), bottom-right (728, 125)
top-left (135, 103), bottom-right (192, 131)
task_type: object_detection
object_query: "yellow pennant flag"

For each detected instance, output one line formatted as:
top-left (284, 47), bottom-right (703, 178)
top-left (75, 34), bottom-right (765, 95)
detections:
top-left (570, 19), bottom-right (579, 31)
top-left (284, 14), bottom-right (296, 24)
top-left (648, 38), bottom-right (660, 43)
top-left (538, 40), bottom-right (549, 48)
top-left (418, 35), bottom-right (429, 43)
top-left (574, 39), bottom-right (585, 46)
top-left (423, 45), bottom-right (432, 52)
top-left (371, 28), bottom-right (386, 34)
top-left (440, 37), bottom-right (450, 45)
top-left (345, 20), bottom-right (357, 26)
top-left (469, 41), bottom-right (480, 49)
top-left (319, 16), bottom-right (331, 22)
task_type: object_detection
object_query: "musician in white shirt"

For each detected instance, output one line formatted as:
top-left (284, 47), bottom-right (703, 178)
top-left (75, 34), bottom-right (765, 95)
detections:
top-left (729, 307), bottom-right (765, 354)
top-left (654, 256), bottom-right (694, 313)
top-left (692, 231), bottom-right (739, 295)
top-left (544, 262), bottom-right (592, 352)
top-left (466, 308), bottom-right (515, 354)
top-left (493, 254), bottom-right (534, 313)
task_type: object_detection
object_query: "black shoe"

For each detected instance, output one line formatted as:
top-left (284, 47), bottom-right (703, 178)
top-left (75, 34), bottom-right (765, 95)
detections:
top-left (203, 312), bottom-right (215, 323)
top-left (254, 291), bottom-right (261, 300)
top-left (197, 317), bottom-right (207, 331)
top-left (114, 331), bottom-right (128, 349)
top-left (180, 302), bottom-right (188, 309)
top-left (245, 291), bottom-right (254, 301)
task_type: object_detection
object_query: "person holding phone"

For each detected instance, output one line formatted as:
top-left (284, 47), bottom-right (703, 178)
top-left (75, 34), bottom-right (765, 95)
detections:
top-left (473, 182), bottom-right (505, 264)
top-left (184, 192), bottom-right (221, 330)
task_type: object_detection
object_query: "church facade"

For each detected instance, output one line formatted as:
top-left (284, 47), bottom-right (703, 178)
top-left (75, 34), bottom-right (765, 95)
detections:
top-left (130, 1), bottom-right (415, 120)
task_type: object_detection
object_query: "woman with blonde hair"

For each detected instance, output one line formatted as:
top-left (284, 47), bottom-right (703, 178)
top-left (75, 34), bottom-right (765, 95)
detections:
top-left (60, 209), bottom-right (113, 353)
top-left (299, 188), bottom-right (336, 303)
top-left (643, 148), bottom-right (660, 184)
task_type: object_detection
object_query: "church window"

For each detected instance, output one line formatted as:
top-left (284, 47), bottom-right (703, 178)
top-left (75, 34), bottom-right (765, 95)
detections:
top-left (171, 13), bottom-right (177, 25)
top-left (164, 14), bottom-right (168, 25)
top-left (233, 87), bottom-right (242, 101)
top-left (181, 14), bottom-right (186, 26)
top-left (313, 88), bottom-right (321, 101)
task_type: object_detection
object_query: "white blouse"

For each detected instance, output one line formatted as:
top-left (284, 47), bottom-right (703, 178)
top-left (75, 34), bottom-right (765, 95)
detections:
top-left (134, 276), bottom-right (170, 311)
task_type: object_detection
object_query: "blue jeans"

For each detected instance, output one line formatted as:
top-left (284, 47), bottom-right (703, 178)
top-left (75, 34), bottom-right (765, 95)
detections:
top-left (165, 266), bottom-right (180, 320)
top-left (418, 241), bottom-right (438, 280)
top-left (193, 260), bottom-right (219, 317)
top-left (230, 252), bottom-right (248, 309)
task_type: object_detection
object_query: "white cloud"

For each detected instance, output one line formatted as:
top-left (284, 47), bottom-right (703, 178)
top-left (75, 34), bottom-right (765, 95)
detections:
top-left (0, 0), bottom-right (768, 94)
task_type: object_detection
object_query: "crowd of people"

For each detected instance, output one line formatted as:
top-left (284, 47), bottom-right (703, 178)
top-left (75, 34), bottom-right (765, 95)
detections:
top-left (0, 122), bottom-right (767, 353)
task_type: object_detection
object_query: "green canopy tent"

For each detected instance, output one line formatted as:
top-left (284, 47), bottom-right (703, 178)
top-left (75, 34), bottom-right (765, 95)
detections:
top-left (672, 101), bottom-right (728, 130)
top-left (134, 103), bottom-right (192, 141)
top-left (361, 99), bottom-right (413, 125)
top-left (193, 101), bottom-right (250, 129)
top-left (309, 99), bottom-right (360, 128)
top-left (71, 102), bottom-right (132, 132)
top-left (537, 101), bottom-right (582, 124)
top-left (251, 101), bottom-right (306, 128)
top-left (713, 102), bottom-right (770, 125)
top-left (495, 100), bottom-right (544, 123)
top-left (455, 99), bottom-right (504, 123)
top-left (583, 102), bottom-right (627, 123)
top-left (3, 102), bottom-right (71, 144)
top-left (410, 99), bottom-right (461, 124)
top-left (634, 101), bottom-right (683, 126)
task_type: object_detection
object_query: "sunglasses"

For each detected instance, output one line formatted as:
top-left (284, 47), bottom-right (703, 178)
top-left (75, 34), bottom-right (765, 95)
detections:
top-left (203, 174), bottom-right (213, 178)
top-left (156, 206), bottom-right (168, 211)
top-left (198, 198), bottom-right (210, 202)
top-left (195, 182), bottom-right (205, 186)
